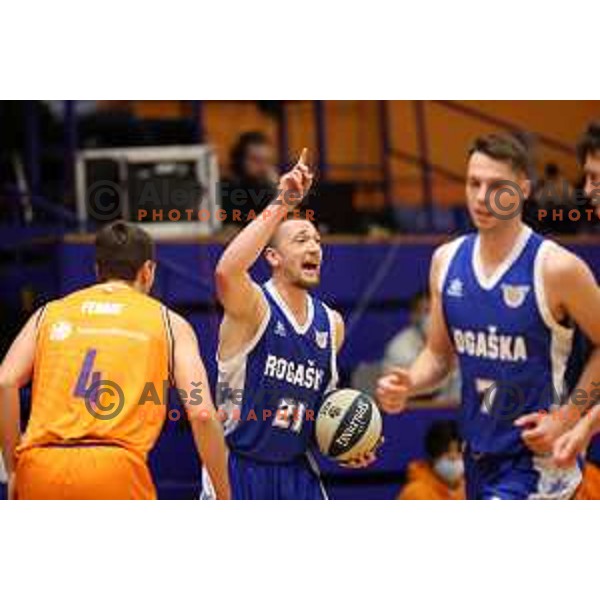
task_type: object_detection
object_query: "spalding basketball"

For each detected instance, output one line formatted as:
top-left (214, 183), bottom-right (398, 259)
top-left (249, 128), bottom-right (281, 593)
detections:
top-left (316, 388), bottom-right (382, 462)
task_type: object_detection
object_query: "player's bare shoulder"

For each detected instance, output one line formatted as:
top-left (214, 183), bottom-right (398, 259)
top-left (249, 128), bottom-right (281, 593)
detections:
top-left (430, 236), bottom-right (467, 293)
top-left (327, 307), bottom-right (345, 352)
top-left (541, 241), bottom-right (593, 288)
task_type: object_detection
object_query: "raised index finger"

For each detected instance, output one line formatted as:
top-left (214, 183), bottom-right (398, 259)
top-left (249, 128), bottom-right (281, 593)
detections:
top-left (297, 147), bottom-right (308, 168)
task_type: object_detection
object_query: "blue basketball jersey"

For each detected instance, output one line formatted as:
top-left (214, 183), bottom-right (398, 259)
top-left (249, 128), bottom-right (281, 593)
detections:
top-left (217, 280), bottom-right (337, 464)
top-left (441, 226), bottom-right (576, 456)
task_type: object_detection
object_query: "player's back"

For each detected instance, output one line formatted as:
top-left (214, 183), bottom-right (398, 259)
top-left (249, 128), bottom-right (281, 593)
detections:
top-left (20, 281), bottom-right (171, 459)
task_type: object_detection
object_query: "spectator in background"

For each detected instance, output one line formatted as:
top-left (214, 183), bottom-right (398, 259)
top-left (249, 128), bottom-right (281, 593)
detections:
top-left (398, 420), bottom-right (465, 500)
top-left (382, 290), bottom-right (460, 401)
top-left (526, 162), bottom-right (583, 235)
top-left (220, 131), bottom-right (279, 225)
top-left (539, 163), bottom-right (573, 197)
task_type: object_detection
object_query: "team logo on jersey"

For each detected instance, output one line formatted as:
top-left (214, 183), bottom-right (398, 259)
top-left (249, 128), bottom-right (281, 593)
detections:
top-left (315, 330), bottom-right (328, 349)
top-left (275, 321), bottom-right (287, 337)
top-left (501, 284), bottom-right (530, 309)
top-left (447, 278), bottom-right (464, 298)
top-left (49, 320), bottom-right (73, 341)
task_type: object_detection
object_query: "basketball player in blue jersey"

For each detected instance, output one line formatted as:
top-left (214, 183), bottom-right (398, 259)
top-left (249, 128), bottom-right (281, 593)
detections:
top-left (377, 132), bottom-right (600, 499)
top-left (201, 149), bottom-right (375, 500)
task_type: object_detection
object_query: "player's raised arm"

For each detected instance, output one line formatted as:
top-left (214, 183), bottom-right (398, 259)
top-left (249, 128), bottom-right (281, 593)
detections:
top-left (214, 149), bottom-right (313, 322)
top-left (168, 311), bottom-right (231, 500)
top-left (0, 308), bottom-right (41, 499)
top-left (377, 244), bottom-right (456, 414)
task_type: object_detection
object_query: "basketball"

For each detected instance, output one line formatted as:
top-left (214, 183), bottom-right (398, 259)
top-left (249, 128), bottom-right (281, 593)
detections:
top-left (316, 388), bottom-right (383, 462)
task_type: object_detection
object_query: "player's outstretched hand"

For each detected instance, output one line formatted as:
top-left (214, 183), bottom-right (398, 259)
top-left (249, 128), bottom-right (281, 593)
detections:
top-left (278, 148), bottom-right (314, 207)
top-left (553, 418), bottom-right (593, 468)
top-left (339, 437), bottom-right (384, 469)
top-left (376, 367), bottom-right (412, 414)
top-left (514, 410), bottom-right (569, 455)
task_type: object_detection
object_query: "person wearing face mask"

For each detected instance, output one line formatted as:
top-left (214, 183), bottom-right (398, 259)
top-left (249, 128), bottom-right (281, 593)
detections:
top-left (382, 291), bottom-right (460, 402)
top-left (398, 420), bottom-right (465, 500)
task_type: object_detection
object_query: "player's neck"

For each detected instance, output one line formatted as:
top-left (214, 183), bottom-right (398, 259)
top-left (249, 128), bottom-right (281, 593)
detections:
top-left (100, 279), bottom-right (142, 293)
top-left (477, 221), bottom-right (527, 269)
top-left (272, 277), bottom-right (309, 324)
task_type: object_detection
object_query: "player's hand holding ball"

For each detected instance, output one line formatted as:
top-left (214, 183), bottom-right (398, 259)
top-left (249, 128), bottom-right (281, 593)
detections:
top-left (316, 388), bottom-right (383, 469)
top-left (376, 367), bottom-right (412, 414)
top-left (278, 148), bottom-right (314, 208)
top-left (338, 437), bottom-right (384, 469)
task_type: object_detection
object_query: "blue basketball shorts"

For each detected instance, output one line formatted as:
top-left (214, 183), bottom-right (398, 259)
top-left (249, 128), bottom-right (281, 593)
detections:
top-left (200, 451), bottom-right (327, 500)
top-left (464, 449), bottom-right (581, 500)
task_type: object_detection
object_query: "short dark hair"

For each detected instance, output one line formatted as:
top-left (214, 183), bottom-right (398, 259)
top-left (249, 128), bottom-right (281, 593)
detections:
top-left (468, 132), bottom-right (531, 176)
top-left (576, 121), bottom-right (600, 165)
top-left (424, 420), bottom-right (460, 461)
top-left (95, 220), bottom-right (154, 282)
top-left (230, 131), bottom-right (271, 178)
top-left (266, 211), bottom-right (318, 249)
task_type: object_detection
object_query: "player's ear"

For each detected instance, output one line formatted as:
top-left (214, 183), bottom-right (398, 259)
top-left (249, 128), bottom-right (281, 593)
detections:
top-left (139, 260), bottom-right (156, 293)
top-left (520, 177), bottom-right (532, 201)
top-left (264, 246), bottom-right (280, 269)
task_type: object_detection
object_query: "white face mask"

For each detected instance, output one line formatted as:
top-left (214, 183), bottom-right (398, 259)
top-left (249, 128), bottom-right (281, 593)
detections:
top-left (433, 457), bottom-right (464, 486)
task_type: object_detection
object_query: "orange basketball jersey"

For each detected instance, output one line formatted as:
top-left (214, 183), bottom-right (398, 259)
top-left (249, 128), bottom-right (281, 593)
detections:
top-left (19, 282), bottom-right (172, 459)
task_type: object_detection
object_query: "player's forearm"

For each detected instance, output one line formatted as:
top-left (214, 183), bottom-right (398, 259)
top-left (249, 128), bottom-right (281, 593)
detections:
top-left (580, 403), bottom-right (600, 439)
top-left (189, 409), bottom-right (231, 500)
top-left (216, 196), bottom-right (290, 277)
top-left (408, 347), bottom-right (454, 398)
top-left (0, 383), bottom-right (21, 474)
top-left (556, 347), bottom-right (600, 426)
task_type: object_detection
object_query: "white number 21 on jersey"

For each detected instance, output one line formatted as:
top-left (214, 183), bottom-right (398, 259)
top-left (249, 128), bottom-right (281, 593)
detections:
top-left (272, 398), bottom-right (306, 434)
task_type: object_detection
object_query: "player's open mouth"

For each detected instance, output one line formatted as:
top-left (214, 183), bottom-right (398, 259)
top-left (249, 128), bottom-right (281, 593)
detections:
top-left (301, 261), bottom-right (320, 274)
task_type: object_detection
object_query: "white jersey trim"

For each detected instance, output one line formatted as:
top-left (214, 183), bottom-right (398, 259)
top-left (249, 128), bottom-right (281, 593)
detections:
top-left (436, 235), bottom-right (467, 294)
top-left (217, 302), bottom-right (272, 437)
top-left (533, 239), bottom-right (575, 401)
top-left (217, 301), bottom-right (272, 370)
top-left (306, 450), bottom-right (329, 499)
top-left (199, 466), bottom-right (216, 500)
top-left (323, 303), bottom-right (339, 394)
top-left (533, 240), bottom-right (573, 336)
top-left (528, 455), bottom-right (582, 500)
top-left (264, 279), bottom-right (314, 335)
top-left (472, 225), bottom-right (532, 291)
